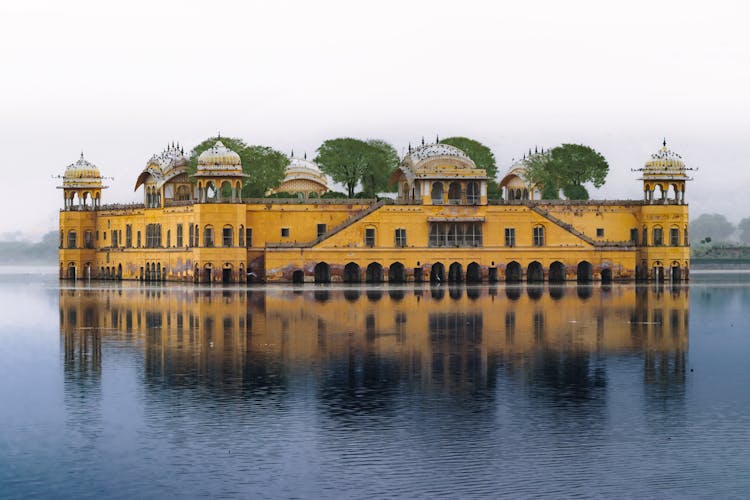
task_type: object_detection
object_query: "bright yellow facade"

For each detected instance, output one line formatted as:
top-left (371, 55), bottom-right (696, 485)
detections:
top-left (58, 140), bottom-right (691, 283)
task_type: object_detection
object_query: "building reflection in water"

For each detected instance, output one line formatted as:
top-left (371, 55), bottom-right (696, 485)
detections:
top-left (59, 282), bottom-right (688, 415)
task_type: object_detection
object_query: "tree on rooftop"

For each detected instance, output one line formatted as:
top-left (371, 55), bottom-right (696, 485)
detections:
top-left (440, 137), bottom-right (501, 199)
top-left (188, 136), bottom-right (287, 198)
top-left (315, 138), bottom-right (397, 198)
top-left (524, 143), bottom-right (609, 200)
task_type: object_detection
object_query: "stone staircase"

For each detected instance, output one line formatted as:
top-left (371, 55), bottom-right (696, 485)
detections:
top-left (527, 203), bottom-right (598, 246)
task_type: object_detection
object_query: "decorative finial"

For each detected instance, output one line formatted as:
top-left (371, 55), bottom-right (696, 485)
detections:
top-left (408, 142), bottom-right (412, 153)
top-left (291, 149), bottom-right (294, 158)
top-left (80, 151), bottom-right (84, 160)
top-left (436, 134), bottom-right (440, 144)
top-left (421, 136), bottom-right (425, 146)
top-left (535, 145), bottom-right (538, 154)
top-left (304, 152), bottom-right (307, 160)
top-left (663, 137), bottom-right (667, 147)
top-left (218, 131), bottom-right (221, 139)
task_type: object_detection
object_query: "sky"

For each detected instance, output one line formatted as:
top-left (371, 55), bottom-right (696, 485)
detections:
top-left (1, 0), bottom-right (748, 240)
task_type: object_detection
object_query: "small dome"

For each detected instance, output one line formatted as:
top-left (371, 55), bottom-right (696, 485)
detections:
top-left (197, 140), bottom-right (242, 172)
top-left (287, 156), bottom-right (321, 172)
top-left (62, 153), bottom-right (104, 189)
top-left (406, 143), bottom-right (470, 164)
top-left (642, 140), bottom-right (688, 179)
top-left (65, 152), bottom-right (101, 180)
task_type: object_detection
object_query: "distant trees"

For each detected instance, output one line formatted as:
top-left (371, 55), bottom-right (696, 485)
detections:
top-left (315, 138), bottom-right (398, 198)
top-left (689, 214), bottom-right (735, 244)
top-left (739, 218), bottom-right (750, 244)
top-left (440, 137), bottom-right (502, 199)
top-left (524, 144), bottom-right (609, 200)
top-left (188, 136), bottom-right (288, 198)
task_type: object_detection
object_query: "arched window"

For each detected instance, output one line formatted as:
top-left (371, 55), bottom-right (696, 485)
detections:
top-left (67, 230), bottom-right (77, 249)
top-left (448, 182), bottom-right (462, 204)
top-left (222, 225), bottom-right (233, 247)
top-left (431, 182), bottom-right (444, 205)
top-left (239, 225), bottom-right (245, 247)
top-left (669, 226), bottom-right (680, 246)
top-left (652, 226), bottom-right (663, 246)
top-left (204, 225), bottom-right (214, 247)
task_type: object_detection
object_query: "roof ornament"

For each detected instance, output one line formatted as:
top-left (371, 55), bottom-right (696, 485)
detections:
top-left (304, 152), bottom-right (307, 160)
top-left (535, 145), bottom-right (538, 154)
top-left (291, 149), bottom-right (294, 158)
top-left (436, 134), bottom-right (440, 144)
top-left (663, 137), bottom-right (667, 147)
top-left (217, 131), bottom-right (221, 139)
top-left (421, 136), bottom-right (425, 146)
top-left (408, 142), bottom-right (412, 153)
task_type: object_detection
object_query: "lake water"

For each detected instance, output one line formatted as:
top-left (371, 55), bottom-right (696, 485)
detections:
top-left (1, 268), bottom-right (750, 498)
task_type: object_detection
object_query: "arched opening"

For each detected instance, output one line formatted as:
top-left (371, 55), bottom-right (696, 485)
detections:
top-left (206, 181), bottom-right (217, 202)
top-left (654, 265), bottom-right (665, 282)
top-left (505, 261), bottom-right (522, 282)
top-left (448, 262), bottom-right (463, 283)
top-left (388, 262), bottom-right (406, 283)
top-left (343, 262), bottom-right (361, 283)
top-left (601, 268), bottom-right (613, 284)
top-left (155, 264), bottom-right (162, 281)
top-left (549, 261), bottom-right (566, 283)
top-left (431, 182), bottom-right (444, 205)
top-left (527, 261), bottom-right (544, 282)
top-left (448, 182), bottom-right (462, 204)
top-left (67, 263), bottom-right (76, 280)
top-left (220, 181), bottom-right (232, 201)
top-left (314, 262), bottom-right (330, 283)
top-left (117, 263), bottom-right (123, 281)
top-left (430, 262), bottom-right (445, 283)
top-left (366, 262), bottom-right (383, 283)
top-left (222, 264), bottom-right (232, 284)
top-left (466, 262), bottom-right (482, 283)
top-left (671, 264), bottom-right (681, 281)
top-left (204, 264), bottom-right (212, 284)
top-left (466, 182), bottom-right (479, 204)
top-left (577, 261), bottom-right (593, 283)
top-left (292, 270), bottom-right (304, 284)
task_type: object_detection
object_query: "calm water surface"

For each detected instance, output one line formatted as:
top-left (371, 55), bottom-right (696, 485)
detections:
top-left (1, 269), bottom-right (750, 498)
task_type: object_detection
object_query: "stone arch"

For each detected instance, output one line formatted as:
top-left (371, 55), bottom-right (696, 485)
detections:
top-left (466, 262), bottom-right (482, 283)
top-left (343, 262), bottom-right (361, 283)
top-left (601, 268), bottom-right (613, 284)
top-left (505, 261), bottom-right (522, 282)
top-left (366, 262), bottom-right (383, 283)
top-left (292, 270), bottom-right (304, 284)
top-left (448, 262), bottom-right (463, 283)
top-left (549, 261), bottom-right (566, 283)
top-left (431, 182), bottom-right (444, 205)
top-left (222, 263), bottom-right (233, 284)
top-left (117, 263), bottom-right (122, 280)
top-left (527, 261), bottom-right (544, 282)
top-left (388, 262), bottom-right (406, 283)
top-left (577, 261), bottom-right (593, 283)
top-left (448, 182), bottom-right (462, 204)
top-left (670, 261), bottom-right (681, 281)
top-left (430, 262), bottom-right (445, 283)
top-left (314, 262), bottom-right (330, 283)
top-left (203, 263), bottom-right (213, 283)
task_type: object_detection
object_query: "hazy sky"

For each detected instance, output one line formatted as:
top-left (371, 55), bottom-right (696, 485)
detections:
top-left (1, 0), bottom-right (748, 239)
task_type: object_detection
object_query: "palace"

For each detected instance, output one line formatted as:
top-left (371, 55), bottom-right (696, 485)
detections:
top-left (57, 139), bottom-right (691, 283)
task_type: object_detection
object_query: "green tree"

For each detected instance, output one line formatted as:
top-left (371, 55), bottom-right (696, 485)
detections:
top-left (315, 138), bottom-right (397, 198)
top-left (440, 137), bottom-right (502, 199)
top-left (188, 136), bottom-right (287, 198)
top-left (524, 151), bottom-right (560, 200)
top-left (739, 217), bottom-right (750, 244)
top-left (362, 139), bottom-right (399, 196)
top-left (690, 214), bottom-right (735, 244)
top-left (524, 144), bottom-right (609, 200)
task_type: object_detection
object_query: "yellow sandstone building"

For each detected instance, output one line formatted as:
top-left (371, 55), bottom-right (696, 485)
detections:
top-left (58, 139), bottom-right (691, 283)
